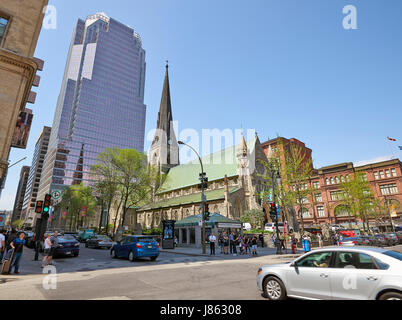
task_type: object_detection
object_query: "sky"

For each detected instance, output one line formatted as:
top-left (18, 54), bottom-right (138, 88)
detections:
top-left (1, 0), bottom-right (401, 210)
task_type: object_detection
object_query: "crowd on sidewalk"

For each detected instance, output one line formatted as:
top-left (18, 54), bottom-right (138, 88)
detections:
top-left (0, 228), bottom-right (60, 275)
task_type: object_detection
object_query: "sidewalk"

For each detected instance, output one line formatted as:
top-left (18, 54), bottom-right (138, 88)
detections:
top-left (160, 245), bottom-right (303, 258)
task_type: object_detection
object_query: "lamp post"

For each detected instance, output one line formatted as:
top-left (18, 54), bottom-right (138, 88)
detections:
top-left (178, 141), bottom-right (207, 254)
top-left (270, 162), bottom-right (282, 255)
top-left (384, 195), bottom-right (396, 233)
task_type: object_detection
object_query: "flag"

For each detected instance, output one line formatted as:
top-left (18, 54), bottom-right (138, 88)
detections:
top-left (387, 136), bottom-right (396, 141)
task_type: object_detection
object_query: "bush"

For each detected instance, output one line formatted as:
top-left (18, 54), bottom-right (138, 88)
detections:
top-left (142, 228), bottom-right (162, 235)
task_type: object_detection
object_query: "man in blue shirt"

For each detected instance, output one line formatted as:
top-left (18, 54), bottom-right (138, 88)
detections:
top-left (10, 232), bottom-right (26, 274)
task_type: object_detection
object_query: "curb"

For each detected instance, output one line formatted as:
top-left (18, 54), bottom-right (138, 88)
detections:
top-left (160, 250), bottom-right (208, 257)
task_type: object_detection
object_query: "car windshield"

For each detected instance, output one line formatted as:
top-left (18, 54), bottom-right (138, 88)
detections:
top-left (382, 251), bottom-right (402, 261)
top-left (97, 235), bottom-right (110, 240)
top-left (136, 237), bottom-right (155, 243)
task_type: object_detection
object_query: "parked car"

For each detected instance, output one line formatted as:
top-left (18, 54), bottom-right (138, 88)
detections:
top-left (339, 237), bottom-right (359, 246)
top-left (264, 222), bottom-right (285, 233)
top-left (64, 232), bottom-right (78, 239)
top-left (85, 235), bottom-right (113, 249)
top-left (384, 233), bottom-right (399, 246)
top-left (396, 232), bottom-right (402, 244)
top-left (257, 247), bottom-right (402, 300)
top-left (24, 231), bottom-right (35, 248)
top-left (77, 229), bottom-right (95, 242)
top-left (374, 234), bottom-right (389, 247)
top-left (111, 235), bottom-right (159, 261)
top-left (243, 223), bottom-right (252, 231)
top-left (53, 235), bottom-right (80, 257)
top-left (356, 236), bottom-right (379, 247)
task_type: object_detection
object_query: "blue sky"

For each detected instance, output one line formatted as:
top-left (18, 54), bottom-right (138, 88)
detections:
top-left (1, 0), bottom-right (401, 210)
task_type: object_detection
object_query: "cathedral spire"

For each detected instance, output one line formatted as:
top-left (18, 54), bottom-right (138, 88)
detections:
top-left (155, 62), bottom-right (173, 142)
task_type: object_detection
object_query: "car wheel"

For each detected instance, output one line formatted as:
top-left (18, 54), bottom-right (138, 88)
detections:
top-left (150, 256), bottom-right (157, 261)
top-left (73, 252), bottom-right (79, 257)
top-left (111, 249), bottom-right (117, 259)
top-left (129, 251), bottom-right (135, 262)
top-left (379, 292), bottom-right (402, 300)
top-left (263, 276), bottom-right (287, 300)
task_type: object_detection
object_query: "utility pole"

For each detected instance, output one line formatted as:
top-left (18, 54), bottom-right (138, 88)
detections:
top-left (178, 141), bottom-right (207, 254)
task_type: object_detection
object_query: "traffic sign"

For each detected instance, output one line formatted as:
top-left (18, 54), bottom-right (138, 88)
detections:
top-left (51, 190), bottom-right (61, 200)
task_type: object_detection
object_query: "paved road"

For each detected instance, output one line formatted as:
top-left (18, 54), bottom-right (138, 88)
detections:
top-left (1, 244), bottom-right (400, 300)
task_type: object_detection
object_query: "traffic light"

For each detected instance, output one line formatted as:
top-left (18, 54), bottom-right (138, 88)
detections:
top-left (204, 204), bottom-right (210, 221)
top-left (35, 200), bottom-right (43, 213)
top-left (269, 203), bottom-right (277, 220)
top-left (43, 193), bottom-right (52, 217)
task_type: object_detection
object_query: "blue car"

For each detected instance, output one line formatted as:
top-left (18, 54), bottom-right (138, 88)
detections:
top-left (54, 235), bottom-right (80, 257)
top-left (111, 235), bottom-right (159, 261)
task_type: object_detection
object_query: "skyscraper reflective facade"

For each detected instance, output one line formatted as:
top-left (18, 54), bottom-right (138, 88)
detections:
top-left (38, 13), bottom-right (146, 199)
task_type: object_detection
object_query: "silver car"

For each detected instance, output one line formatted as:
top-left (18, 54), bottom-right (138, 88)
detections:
top-left (257, 247), bottom-right (402, 300)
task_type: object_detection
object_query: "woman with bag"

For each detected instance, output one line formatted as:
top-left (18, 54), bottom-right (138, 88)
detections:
top-left (42, 234), bottom-right (53, 268)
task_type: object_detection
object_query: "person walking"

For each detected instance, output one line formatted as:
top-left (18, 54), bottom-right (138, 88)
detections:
top-left (42, 234), bottom-right (53, 268)
top-left (318, 233), bottom-right (323, 248)
top-left (229, 232), bottom-right (236, 255)
top-left (9, 232), bottom-right (26, 274)
top-left (271, 233), bottom-right (276, 248)
top-left (0, 230), bottom-right (5, 261)
top-left (209, 233), bottom-right (216, 255)
top-left (244, 235), bottom-right (250, 254)
top-left (5, 228), bottom-right (17, 251)
top-left (291, 235), bottom-right (297, 254)
top-left (218, 234), bottom-right (224, 254)
top-left (48, 230), bottom-right (59, 266)
top-left (251, 236), bottom-right (258, 255)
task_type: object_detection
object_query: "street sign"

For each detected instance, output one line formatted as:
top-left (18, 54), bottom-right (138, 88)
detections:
top-left (201, 194), bottom-right (207, 202)
top-left (51, 190), bottom-right (61, 200)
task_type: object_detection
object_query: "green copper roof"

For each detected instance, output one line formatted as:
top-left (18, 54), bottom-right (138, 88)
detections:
top-left (159, 137), bottom-right (257, 193)
top-left (175, 213), bottom-right (242, 227)
top-left (140, 186), bottom-right (241, 211)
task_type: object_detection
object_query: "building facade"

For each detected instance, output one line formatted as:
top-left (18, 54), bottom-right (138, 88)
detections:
top-left (21, 126), bottom-right (51, 227)
top-left (11, 166), bottom-right (31, 224)
top-left (0, 0), bottom-right (47, 195)
top-left (135, 67), bottom-right (267, 231)
top-left (38, 13), bottom-right (147, 201)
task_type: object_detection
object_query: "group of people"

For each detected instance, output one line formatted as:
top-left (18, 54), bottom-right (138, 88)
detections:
top-left (208, 232), bottom-right (261, 256)
top-left (0, 228), bottom-right (60, 275)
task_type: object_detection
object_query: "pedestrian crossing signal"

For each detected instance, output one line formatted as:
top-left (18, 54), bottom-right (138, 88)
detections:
top-left (43, 194), bottom-right (52, 216)
top-left (204, 204), bottom-right (210, 221)
top-left (35, 200), bottom-right (43, 213)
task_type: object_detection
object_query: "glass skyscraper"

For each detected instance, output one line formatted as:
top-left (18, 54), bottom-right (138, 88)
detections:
top-left (38, 13), bottom-right (146, 199)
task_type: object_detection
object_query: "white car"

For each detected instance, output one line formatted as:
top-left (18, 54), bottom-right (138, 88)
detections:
top-left (257, 247), bottom-right (402, 300)
top-left (264, 222), bottom-right (284, 233)
top-left (243, 223), bottom-right (252, 231)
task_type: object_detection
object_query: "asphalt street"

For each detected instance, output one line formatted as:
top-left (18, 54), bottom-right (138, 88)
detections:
top-left (0, 244), bottom-right (400, 300)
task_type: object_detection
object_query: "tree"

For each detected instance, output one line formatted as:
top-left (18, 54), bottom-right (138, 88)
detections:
top-left (240, 209), bottom-right (265, 229)
top-left (90, 148), bottom-right (120, 235)
top-left (12, 219), bottom-right (24, 229)
top-left (57, 184), bottom-right (97, 231)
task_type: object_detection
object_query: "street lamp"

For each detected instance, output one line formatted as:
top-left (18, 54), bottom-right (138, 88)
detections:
top-left (178, 141), bottom-right (207, 254)
top-left (269, 162), bottom-right (282, 255)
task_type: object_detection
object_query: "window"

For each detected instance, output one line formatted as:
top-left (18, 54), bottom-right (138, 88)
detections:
top-left (325, 178), bottom-right (329, 185)
top-left (330, 177), bottom-right (334, 184)
top-left (345, 174), bottom-right (350, 181)
top-left (374, 172), bottom-right (379, 180)
top-left (330, 191), bottom-right (343, 201)
top-left (300, 208), bottom-right (311, 218)
top-left (313, 181), bottom-right (320, 189)
top-left (385, 169), bottom-right (391, 178)
top-left (334, 252), bottom-right (377, 269)
top-left (340, 175), bottom-right (345, 183)
top-left (391, 168), bottom-right (397, 177)
top-left (295, 251), bottom-right (332, 268)
top-left (317, 206), bottom-right (325, 217)
top-left (379, 171), bottom-right (385, 179)
top-left (315, 193), bottom-right (322, 202)
top-left (335, 176), bottom-right (340, 184)
top-left (380, 183), bottom-right (398, 195)
top-left (0, 16), bottom-right (9, 45)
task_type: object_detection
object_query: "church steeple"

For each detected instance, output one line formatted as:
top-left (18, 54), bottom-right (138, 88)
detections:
top-left (149, 63), bottom-right (179, 173)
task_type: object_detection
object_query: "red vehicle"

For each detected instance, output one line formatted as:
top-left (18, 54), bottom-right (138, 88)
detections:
top-left (339, 230), bottom-right (356, 238)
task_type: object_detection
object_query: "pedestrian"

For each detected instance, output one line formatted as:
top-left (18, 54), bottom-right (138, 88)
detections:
top-left (244, 235), bottom-right (250, 254)
top-left (223, 233), bottom-right (229, 255)
top-left (9, 232), bottom-right (26, 274)
top-left (235, 233), bottom-right (242, 255)
top-left (0, 230), bottom-right (5, 261)
top-left (302, 234), bottom-right (311, 253)
top-left (251, 236), bottom-right (258, 255)
top-left (173, 236), bottom-right (178, 247)
top-left (209, 233), bottom-right (216, 255)
top-left (279, 232), bottom-right (285, 250)
top-left (229, 232), bottom-right (236, 255)
top-left (271, 233), bottom-right (276, 248)
top-left (318, 233), bottom-right (323, 248)
top-left (291, 235), bottom-right (297, 254)
top-left (218, 234), bottom-right (224, 254)
top-left (259, 233), bottom-right (264, 248)
top-left (48, 230), bottom-right (59, 266)
top-left (5, 228), bottom-right (17, 251)
top-left (42, 234), bottom-right (53, 268)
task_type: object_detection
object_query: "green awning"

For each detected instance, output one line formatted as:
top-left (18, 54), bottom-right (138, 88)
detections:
top-left (175, 213), bottom-right (242, 227)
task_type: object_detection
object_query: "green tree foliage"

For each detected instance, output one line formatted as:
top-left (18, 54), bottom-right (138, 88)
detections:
top-left (240, 209), bottom-right (265, 229)
top-left (12, 219), bottom-right (24, 229)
